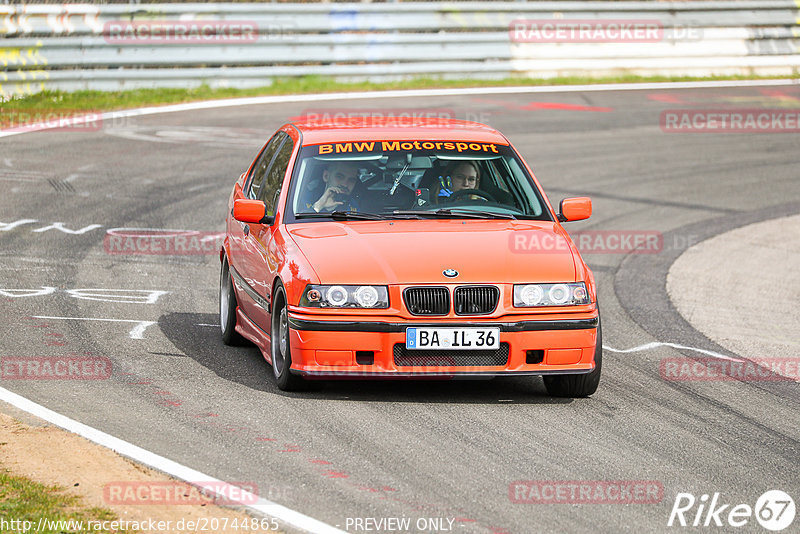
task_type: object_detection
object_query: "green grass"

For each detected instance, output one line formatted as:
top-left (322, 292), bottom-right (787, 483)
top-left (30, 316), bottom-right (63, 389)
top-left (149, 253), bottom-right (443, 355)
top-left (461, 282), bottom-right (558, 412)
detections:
top-left (1, 73), bottom-right (797, 128)
top-left (0, 469), bottom-right (135, 533)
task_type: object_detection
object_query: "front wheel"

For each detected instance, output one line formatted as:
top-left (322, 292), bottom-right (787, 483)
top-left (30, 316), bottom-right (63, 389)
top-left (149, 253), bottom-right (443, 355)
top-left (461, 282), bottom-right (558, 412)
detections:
top-left (543, 320), bottom-right (602, 398)
top-left (270, 285), bottom-right (306, 391)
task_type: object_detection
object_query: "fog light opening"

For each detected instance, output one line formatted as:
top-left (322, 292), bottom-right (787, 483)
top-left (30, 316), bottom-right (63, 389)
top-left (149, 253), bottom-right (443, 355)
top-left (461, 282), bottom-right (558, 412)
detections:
top-left (526, 350), bottom-right (544, 364)
top-left (356, 351), bottom-right (374, 365)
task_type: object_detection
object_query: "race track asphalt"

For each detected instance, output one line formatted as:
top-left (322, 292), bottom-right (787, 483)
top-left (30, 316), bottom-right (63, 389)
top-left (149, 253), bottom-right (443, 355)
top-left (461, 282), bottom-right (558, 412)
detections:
top-left (1, 83), bottom-right (798, 534)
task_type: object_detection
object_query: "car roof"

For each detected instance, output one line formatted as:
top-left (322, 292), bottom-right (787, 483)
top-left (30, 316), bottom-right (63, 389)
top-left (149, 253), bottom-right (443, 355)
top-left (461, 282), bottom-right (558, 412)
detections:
top-left (288, 117), bottom-right (510, 146)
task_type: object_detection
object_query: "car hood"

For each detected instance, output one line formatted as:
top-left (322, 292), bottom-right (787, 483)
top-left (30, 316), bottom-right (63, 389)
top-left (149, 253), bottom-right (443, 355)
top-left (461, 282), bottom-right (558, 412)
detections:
top-left (287, 219), bottom-right (578, 285)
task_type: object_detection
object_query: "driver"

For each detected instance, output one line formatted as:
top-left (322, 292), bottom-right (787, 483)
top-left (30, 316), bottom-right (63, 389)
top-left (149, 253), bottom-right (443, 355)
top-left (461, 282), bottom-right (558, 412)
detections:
top-left (435, 161), bottom-right (481, 202)
top-left (304, 161), bottom-right (360, 212)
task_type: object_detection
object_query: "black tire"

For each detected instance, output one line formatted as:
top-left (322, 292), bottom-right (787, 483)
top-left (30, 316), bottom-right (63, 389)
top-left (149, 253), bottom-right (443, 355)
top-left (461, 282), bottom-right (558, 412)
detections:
top-left (270, 284), bottom-right (306, 391)
top-left (543, 320), bottom-right (602, 398)
top-left (219, 258), bottom-right (247, 346)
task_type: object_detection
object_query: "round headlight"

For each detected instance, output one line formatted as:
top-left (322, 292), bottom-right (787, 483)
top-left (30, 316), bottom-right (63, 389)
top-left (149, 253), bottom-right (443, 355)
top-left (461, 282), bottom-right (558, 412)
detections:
top-left (519, 284), bottom-right (544, 306)
top-left (548, 284), bottom-right (570, 305)
top-left (326, 285), bottom-right (349, 307)
top-left (573, 285), bottom-right (587, 302)
top-left (354, 286), bottom-right (379, 308)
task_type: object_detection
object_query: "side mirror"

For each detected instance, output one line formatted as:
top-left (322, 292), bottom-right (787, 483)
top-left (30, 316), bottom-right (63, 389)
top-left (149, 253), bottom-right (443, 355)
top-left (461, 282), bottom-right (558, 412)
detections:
top-left (558, 197), bottom-right (592, 222)
top-left (233, 199), bottom-right (274, 225)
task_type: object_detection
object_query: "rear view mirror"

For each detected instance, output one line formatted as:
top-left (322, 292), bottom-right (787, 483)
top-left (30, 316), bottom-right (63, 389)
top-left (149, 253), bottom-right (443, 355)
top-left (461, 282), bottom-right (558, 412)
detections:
top-left (233, 199), bottom-right (273, 225)
top-left (558, 197), bottom-right (592, 222)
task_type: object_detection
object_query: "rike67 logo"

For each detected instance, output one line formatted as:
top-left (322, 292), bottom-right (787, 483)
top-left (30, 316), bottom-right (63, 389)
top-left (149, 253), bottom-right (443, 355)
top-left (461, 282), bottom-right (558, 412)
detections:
top-left (668, 490), bottom-right (795, 531)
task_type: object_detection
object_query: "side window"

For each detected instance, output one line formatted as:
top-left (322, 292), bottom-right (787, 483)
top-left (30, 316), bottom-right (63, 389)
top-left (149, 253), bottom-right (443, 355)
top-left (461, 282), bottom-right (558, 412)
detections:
top-left (247, 132), bottom-right (287, 200)
top-left (260, 137), bottom-right (295, 217)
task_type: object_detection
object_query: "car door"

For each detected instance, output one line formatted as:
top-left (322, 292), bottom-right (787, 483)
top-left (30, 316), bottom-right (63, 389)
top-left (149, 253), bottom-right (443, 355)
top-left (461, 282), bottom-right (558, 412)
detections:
top-left (250, 134), bottom-right (296, 332)
top-left (229, 131), bottom-right (288, 330)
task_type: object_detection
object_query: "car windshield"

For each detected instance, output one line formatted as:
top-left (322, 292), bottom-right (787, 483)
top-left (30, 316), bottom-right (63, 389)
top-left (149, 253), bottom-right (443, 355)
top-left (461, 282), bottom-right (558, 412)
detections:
top-left (285, 140), bottom-right (551, 222)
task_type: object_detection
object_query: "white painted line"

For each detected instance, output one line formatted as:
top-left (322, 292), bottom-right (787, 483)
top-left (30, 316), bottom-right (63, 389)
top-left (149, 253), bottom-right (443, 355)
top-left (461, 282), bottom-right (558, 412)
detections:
top-left (1, 79), bottom-right (797, 139)
top-left (197, 323), bottom-right (219, 327)
top-left (0, 287), bottom-right (56, 298)
top-left (0, 387), bottom-right (347, 534)
top-left (0, 177), bottom-right (38, 182)
top-left (31, 223), bottom-right (103, 235)
top-left (32, 315), bottom-right (157, 340)
top-left (63, 289), bottom-right (169, 305)
top-left (604, 342), bottom-right (740, 361)
top-left (0, 219), bottom-right (38, 232)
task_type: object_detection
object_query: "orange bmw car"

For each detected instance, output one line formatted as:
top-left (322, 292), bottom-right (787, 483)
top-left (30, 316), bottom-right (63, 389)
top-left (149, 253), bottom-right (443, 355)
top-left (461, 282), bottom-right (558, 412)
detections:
top-left (220, 117), bottom-right (601, 397)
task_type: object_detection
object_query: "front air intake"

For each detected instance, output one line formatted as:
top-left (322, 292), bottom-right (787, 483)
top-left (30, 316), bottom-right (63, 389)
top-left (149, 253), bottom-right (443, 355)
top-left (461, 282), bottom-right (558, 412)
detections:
top-left (454, 285), bottom-right (499, 315)
top-left (403, 286), bottom-right (450, 316)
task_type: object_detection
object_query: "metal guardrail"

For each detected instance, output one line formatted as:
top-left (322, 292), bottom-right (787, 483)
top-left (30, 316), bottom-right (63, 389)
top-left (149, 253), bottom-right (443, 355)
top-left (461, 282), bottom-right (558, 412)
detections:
top-left (1, 2), bottom-right (799, 97)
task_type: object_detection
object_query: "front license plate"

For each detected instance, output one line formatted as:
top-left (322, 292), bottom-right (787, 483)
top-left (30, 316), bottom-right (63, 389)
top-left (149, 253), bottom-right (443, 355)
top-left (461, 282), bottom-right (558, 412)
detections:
top-left (405, 327), bottom-right (500, 350)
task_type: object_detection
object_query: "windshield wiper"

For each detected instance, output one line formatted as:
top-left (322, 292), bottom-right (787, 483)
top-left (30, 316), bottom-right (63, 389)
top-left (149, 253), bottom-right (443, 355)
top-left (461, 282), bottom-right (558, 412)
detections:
top-left (392, 209), bottom-right (515, 220)
top-left (445, 208), bottom-right (516, 220)
top-left (295, 211), bottom-right (387, 221)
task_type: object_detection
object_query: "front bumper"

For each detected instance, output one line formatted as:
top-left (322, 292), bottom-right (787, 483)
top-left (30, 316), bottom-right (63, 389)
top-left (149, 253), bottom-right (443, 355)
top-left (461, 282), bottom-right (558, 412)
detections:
top-left (287, 312), bottom-right (599, 377)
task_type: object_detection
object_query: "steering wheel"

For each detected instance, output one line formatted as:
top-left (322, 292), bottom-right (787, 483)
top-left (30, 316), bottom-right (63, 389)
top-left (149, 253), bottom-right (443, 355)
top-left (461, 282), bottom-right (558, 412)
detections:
top-left (447, 188), bottom-right (497, 203)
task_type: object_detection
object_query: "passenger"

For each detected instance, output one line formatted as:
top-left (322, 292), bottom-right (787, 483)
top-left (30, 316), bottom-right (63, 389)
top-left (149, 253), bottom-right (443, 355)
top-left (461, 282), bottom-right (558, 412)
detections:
top-left (303, 161), bottom-right (360, 212)
top-left (435, 161), bottom-right (481, 202)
